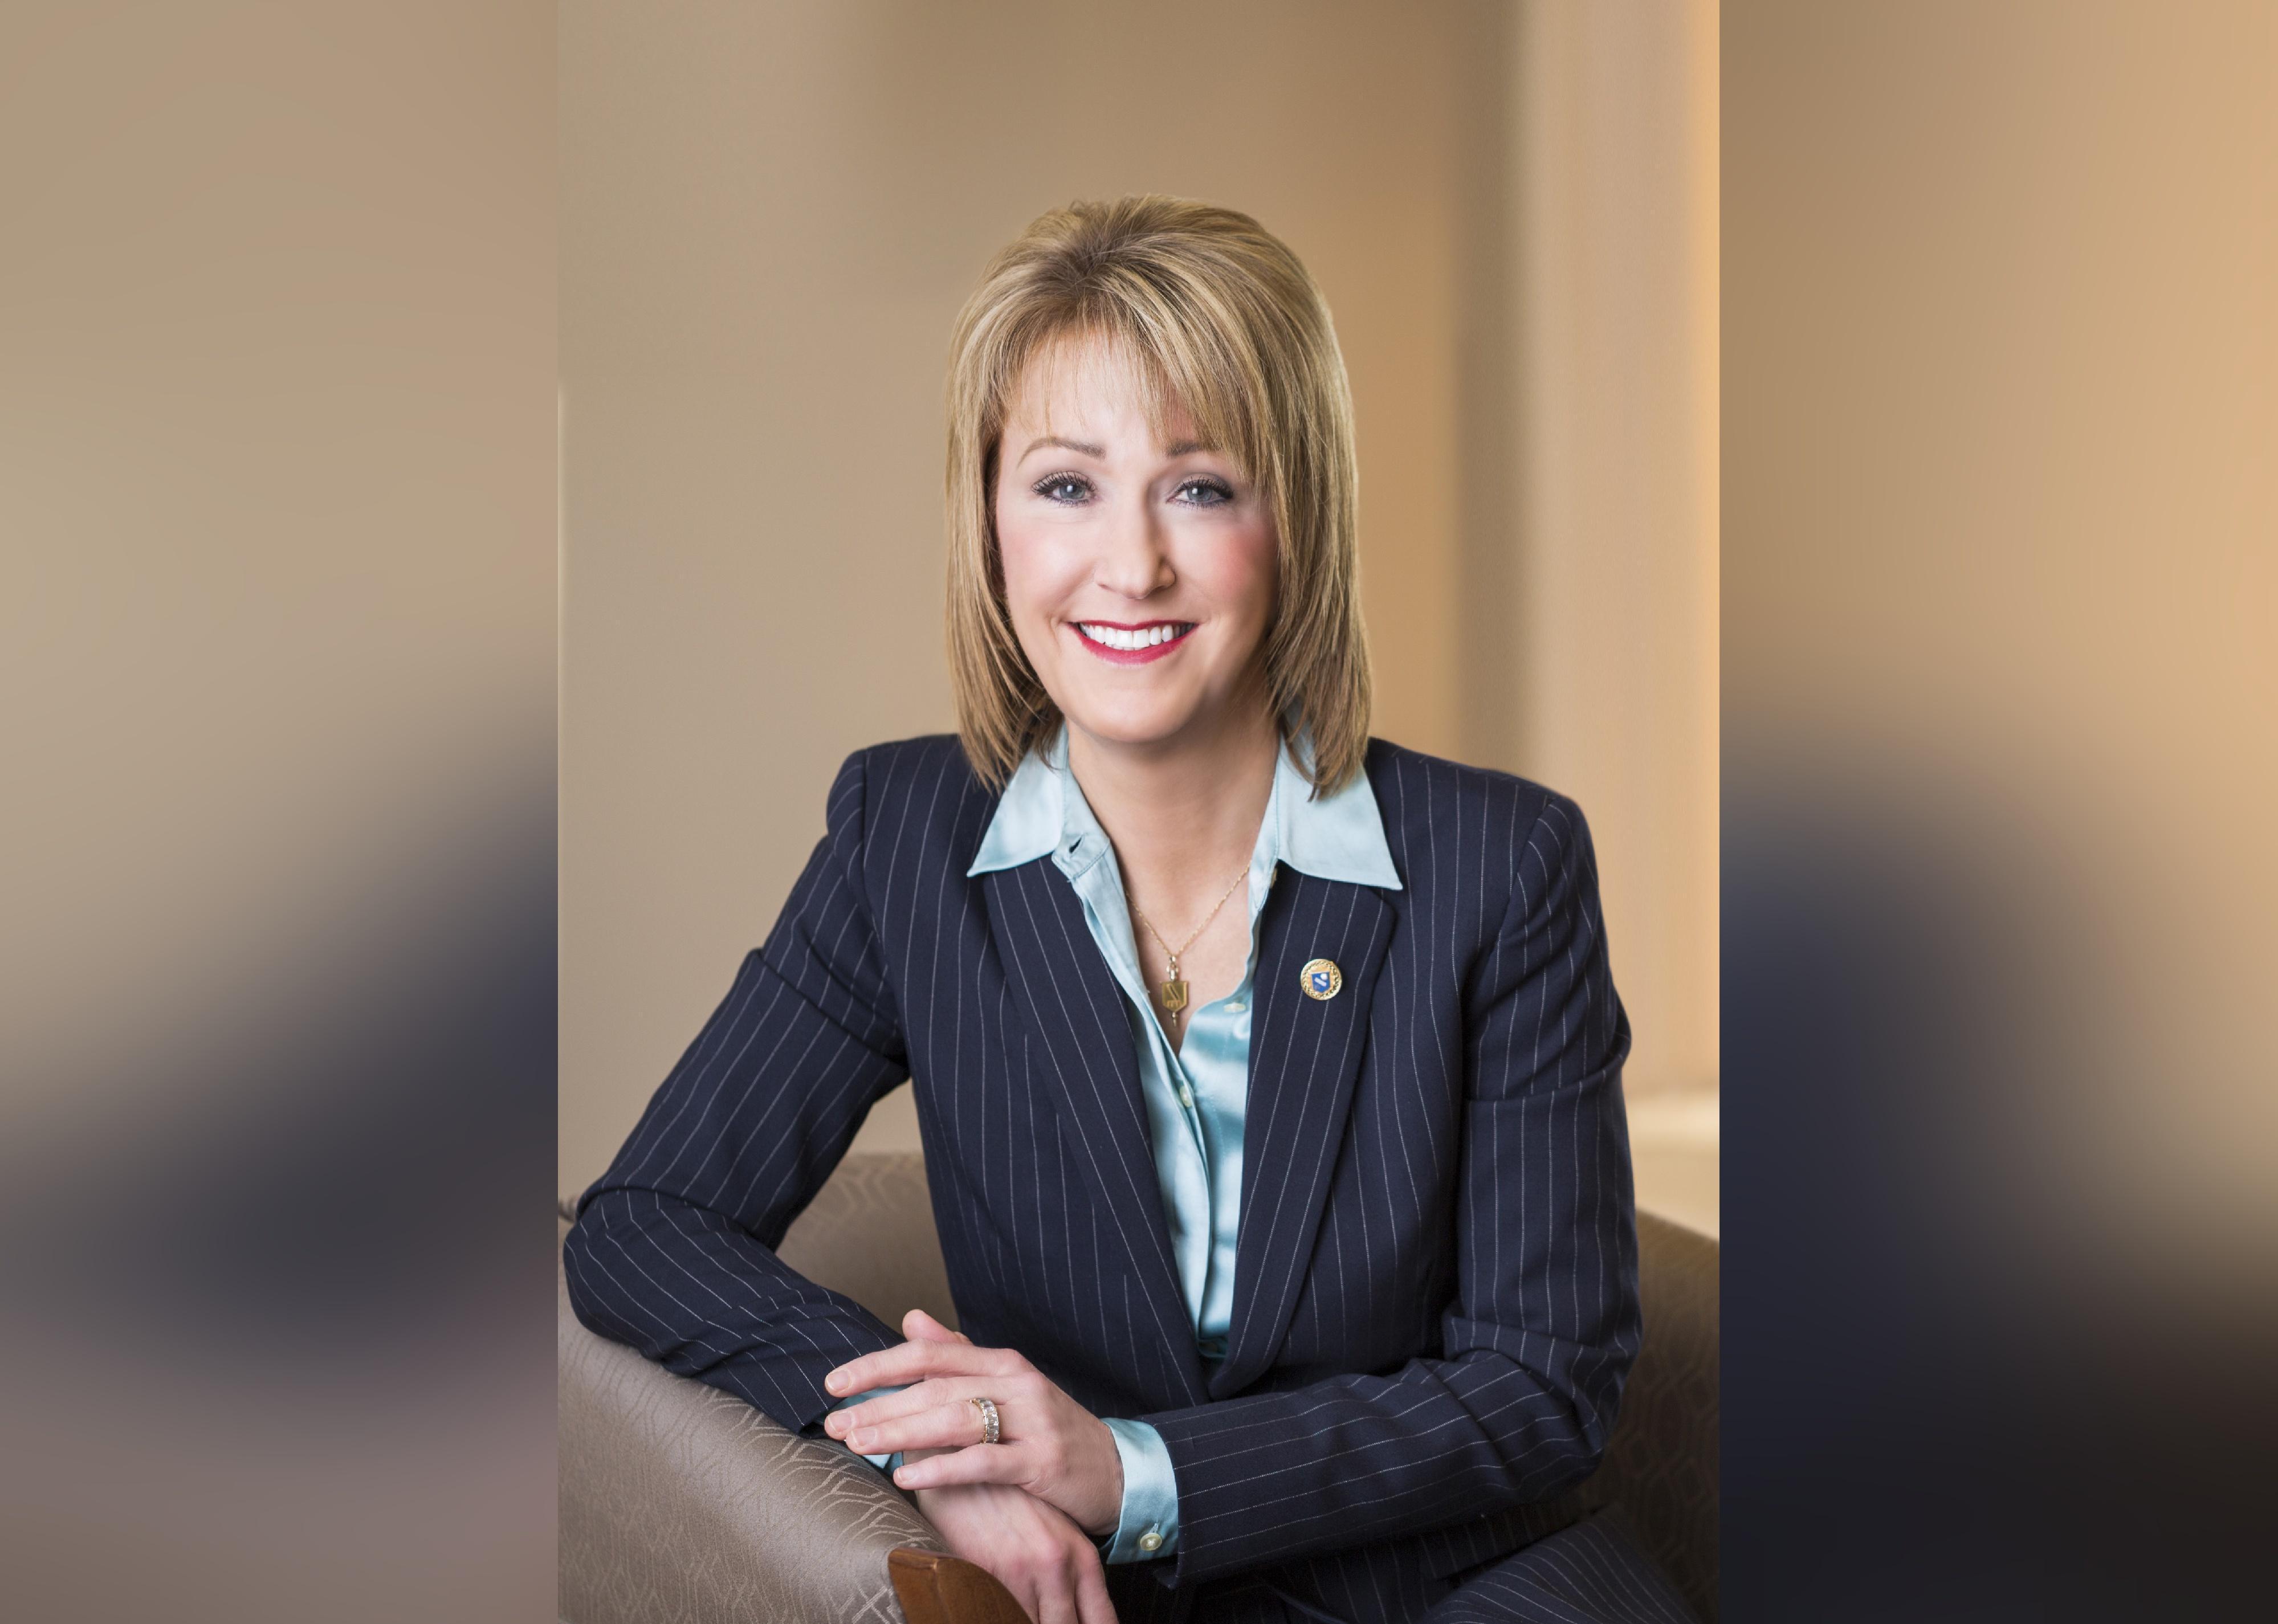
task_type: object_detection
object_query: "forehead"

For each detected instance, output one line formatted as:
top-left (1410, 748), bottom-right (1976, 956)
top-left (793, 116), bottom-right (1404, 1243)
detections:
top-left (1001, 329), bottom-right (1203, 447)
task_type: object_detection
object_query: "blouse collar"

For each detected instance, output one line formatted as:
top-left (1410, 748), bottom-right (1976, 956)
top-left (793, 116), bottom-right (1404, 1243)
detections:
top-left (966, 722), bottom-right (1400, 891)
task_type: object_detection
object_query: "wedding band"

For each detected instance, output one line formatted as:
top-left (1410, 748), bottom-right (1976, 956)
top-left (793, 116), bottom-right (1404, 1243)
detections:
top-left (967, 1396), bottom-right (1002, 1446)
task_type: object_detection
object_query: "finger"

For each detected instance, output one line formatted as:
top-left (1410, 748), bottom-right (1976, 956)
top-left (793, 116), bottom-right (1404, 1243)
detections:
top-left (893, 1439), bottom-right (1038, 1494)
top-left (823, 1337), bottom-right (1009, 1397)
top-left (823, 1381), bottom-right (938, 1436)
top-left (903, 1307), bottom-right (972, 1345)
top-left (1015, 1572), bottom-right (1054, 1624)
top-left (821, 1341), bottom-right (960, 1396)
top-left (1073, 1557), bottom-right (1116, 1624)
top-left (824, 1375), bottom-right (1002, 1438)
top-left (1036, 1572), bottom-right (1078, 1624)
top-left (842, 1398), bottom-right (999, 1456)
top-left (1018, 1545), bottom-right (1078, 1624)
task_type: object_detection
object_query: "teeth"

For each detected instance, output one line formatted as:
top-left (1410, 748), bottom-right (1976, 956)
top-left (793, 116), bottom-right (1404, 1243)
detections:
top-left (1081, 623), bottom-right (1186, 651)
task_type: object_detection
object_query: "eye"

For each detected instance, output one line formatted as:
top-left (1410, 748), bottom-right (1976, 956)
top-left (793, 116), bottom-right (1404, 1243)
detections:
top-left (1173, 475), bottom-right (1236, 507)
top-left (1032, 472), bottom-right (1092, 504)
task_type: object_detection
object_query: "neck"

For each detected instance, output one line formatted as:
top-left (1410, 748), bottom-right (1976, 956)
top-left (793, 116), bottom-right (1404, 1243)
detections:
top-left (1063, 696), bottom-right (1280, 905)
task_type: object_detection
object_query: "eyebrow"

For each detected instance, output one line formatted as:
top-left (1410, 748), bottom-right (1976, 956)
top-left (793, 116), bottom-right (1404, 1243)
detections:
top-left (1018, 435), bottom-right (1104, 460)
top-left (1016, 434), bottom-right (1218, 460)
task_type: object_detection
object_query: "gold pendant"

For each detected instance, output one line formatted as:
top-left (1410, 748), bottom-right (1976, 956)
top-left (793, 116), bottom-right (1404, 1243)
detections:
top-left (1159, 951), bottom-right (1189, 1015)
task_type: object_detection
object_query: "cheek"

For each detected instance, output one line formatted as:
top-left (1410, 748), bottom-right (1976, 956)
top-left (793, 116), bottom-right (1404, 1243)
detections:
top-left (993, 526), bottom-right (1045, 622)
top-left (1207, 518), bottom-right (1280, 624)
top-left (993, 511), bottom-right (1078, 631)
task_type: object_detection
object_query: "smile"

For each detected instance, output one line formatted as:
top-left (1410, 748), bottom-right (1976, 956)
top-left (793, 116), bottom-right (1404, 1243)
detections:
top-left (1074, 621), bottom-right (1195, 663)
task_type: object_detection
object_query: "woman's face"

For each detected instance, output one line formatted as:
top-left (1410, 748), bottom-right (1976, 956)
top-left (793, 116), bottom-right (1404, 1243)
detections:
top-left (993, 333), bottom-right (1279, 756)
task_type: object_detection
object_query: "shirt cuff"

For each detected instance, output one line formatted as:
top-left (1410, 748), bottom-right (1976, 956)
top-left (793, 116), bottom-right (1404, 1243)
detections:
top-left (829, 1386), bottom-right (908, 1476)
top-left (1101, 1418), bottom-right (1179, 1562)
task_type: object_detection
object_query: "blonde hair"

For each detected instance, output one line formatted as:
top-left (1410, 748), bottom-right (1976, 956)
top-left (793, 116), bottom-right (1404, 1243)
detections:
top-left (944, 195), bottom-right (1372, 797)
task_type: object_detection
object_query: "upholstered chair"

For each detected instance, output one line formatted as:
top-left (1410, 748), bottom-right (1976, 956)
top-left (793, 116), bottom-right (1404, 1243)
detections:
top-left (559, 1153), bottom-right (1718, 1623)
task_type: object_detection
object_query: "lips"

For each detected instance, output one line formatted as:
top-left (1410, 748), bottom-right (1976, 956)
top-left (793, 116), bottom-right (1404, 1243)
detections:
top-left (1073, 621), bottom-right (1195, 666)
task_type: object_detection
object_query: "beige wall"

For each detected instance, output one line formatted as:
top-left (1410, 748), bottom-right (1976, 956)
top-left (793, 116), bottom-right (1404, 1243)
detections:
top-left (560, 0), bottom-right (1721, 1194)
top-left (1727, 0), bottom-right (2277, 1250)
top-left (1488, 2), bottom-right (1722, 1110)
top-left (3, 5), bottom-right (559, 1615)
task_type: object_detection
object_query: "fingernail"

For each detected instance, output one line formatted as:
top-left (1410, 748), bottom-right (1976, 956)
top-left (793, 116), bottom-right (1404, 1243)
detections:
top-left (825, 1374), bottom-right (845, 1394)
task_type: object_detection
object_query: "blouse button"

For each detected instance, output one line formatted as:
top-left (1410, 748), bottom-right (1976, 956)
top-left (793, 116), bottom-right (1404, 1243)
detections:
top-left (1138, 1531), bottom-right (1163, 1553)
top-left (1177, 1084), bottom-right (1195, 1109)
top-left (1224, 1001), bottom-right (1245, 1012)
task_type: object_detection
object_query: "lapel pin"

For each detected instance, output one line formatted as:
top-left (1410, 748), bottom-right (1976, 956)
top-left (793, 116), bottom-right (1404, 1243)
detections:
top-left (1299, 958), bottom-right (1343, 1001)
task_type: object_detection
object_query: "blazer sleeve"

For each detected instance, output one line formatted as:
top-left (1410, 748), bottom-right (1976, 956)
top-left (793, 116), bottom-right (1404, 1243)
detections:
top-left (1141, 792), bottom-right (1641, 1585)
top-left (561, 749), bottom-right (913, 1435)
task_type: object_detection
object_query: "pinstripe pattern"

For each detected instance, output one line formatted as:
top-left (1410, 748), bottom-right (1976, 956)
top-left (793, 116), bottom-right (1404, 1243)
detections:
top-left (565, 735), bottom-right (1669, 1623)
top-left (1420, 1509), bottom-right (1695, 1624)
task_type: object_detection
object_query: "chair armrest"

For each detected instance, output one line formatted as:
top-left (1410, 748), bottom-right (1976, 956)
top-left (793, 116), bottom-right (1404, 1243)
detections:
top-left (887, 1550), bottom-right (1033, 1624)
top-left (1547, 1210), bottom-right (1721, 1622)
top-left (559, 1216), bottom-right (946, 1623)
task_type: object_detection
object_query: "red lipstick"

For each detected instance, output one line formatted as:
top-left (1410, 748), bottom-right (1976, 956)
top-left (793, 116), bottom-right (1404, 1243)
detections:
top-left (1070, 619), bottom-right (1196, 666)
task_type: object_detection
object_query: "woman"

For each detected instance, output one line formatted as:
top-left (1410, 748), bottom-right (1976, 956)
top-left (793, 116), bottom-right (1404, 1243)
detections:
top-left (565, 197), bottom-right (1689, 1624)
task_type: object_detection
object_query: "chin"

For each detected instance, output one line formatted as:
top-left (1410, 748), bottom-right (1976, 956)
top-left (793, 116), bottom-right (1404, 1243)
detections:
top-left (1059, 692), bottom-right (1201, 750)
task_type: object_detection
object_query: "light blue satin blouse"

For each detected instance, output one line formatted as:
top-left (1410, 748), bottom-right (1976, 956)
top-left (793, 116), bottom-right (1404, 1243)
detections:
top-left (957, 723), bottom-right (1402, 1562)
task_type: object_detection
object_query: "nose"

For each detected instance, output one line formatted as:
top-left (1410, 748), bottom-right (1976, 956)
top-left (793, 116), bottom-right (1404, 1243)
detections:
top-left (1093, 496), bottom-right (1175, 599)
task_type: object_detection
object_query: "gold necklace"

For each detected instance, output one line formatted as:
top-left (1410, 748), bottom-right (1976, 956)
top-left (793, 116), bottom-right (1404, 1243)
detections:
top-left (1130, 863), bottom-right (1250, 1028)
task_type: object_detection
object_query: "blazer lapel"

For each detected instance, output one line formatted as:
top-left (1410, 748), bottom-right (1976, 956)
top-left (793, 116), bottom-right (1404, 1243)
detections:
top-left (977, 860), bottom-right (1207, 1407)
top-left (1212, 867), bottom-right (1399, 1399)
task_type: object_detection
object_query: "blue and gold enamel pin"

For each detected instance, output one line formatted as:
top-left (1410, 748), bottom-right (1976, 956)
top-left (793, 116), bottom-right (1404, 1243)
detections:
top-left (1300, 958), bottom-right (1343, 1001)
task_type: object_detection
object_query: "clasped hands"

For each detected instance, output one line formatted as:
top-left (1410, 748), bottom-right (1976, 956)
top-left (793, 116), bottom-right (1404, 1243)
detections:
top-left (824, 1309), bottom-right (1124, 1624)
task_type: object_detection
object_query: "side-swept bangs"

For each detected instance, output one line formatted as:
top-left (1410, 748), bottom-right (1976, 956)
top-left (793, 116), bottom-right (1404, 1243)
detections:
top-left (944, 195), bottom-right (1371, 796)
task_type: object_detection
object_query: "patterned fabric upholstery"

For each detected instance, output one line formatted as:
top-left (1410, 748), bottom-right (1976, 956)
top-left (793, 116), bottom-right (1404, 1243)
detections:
top-left (556, 1155), bottom-right (1718, 1623)
top-left (772, 1150), bottom-right (963, 1335)
top-left (558, 1206), bottom-right (946, 1624)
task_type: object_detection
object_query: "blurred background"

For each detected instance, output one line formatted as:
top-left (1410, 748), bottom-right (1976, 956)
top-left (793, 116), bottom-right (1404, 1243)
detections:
top-left (2, 3), bottom-right (556, 1619)
top-left (10, 0), bottom-right (2276, 1619)
top-left (1726, 1), bottom-right (2275, 1615)
top-left (557, 0), bottom-right (1725, 1238)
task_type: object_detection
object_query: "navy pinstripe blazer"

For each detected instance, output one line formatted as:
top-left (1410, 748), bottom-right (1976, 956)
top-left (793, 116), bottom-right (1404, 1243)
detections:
top-left (566, 733), bottom-right (1641, 1623)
